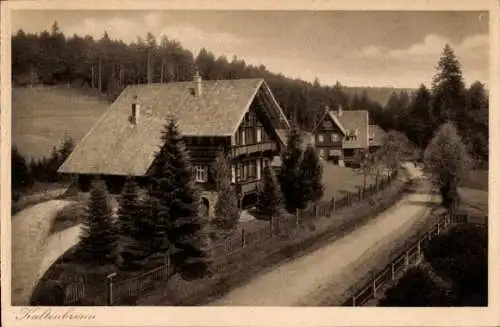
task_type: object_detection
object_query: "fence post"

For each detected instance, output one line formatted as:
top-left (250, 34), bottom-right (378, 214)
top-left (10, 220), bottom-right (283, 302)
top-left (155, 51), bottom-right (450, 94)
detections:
top-left (391, 262), bottom-right (395, 281)
top-left (417, 240), bottom-right (421, 259)
top-left (437, 221), bottom-right (441, 235)
top-left (405, 249), bottom-right (409, 267)
top-left (315, 204), bottom-right (319, 218)
top-left (332, 196), bottom-right (336, 212)
top-left (269, 216), bottom-right (274, 237)
top-left (107, 272), bottom-right (117, 306)
top-left (241, 229), bottom-right (246, 248)
top-left (358, 188), bottom-right (362, 201)
top-left (296, 209), bottom-right (300, 228)
top-left (372, 270), bottom-right (377, 298)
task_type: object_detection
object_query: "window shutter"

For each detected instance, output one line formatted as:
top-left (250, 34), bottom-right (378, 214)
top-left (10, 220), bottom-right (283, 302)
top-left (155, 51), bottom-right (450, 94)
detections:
top-left (231, 165), bottom-right (236, 184)
top-left (257, 159), bottom-right (261, 180)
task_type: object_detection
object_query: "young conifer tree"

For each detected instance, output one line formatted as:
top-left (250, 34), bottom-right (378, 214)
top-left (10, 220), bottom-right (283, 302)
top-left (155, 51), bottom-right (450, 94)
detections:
top-left (79, 180), bottom-right (119, 266)
top-left (211, 151), bottom-right (240, 238)
top-left (117, 177), bottom-right (152, 271)
top-left (256, 164), bottom-right (283, 219)
top-left (299, 144), bottom-right (324, 204)
top-left (278, 125), bottom-right (305, 213)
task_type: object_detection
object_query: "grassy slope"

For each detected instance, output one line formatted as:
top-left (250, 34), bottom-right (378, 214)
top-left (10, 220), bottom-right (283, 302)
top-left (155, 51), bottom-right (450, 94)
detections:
top-left (12, 86), bottom-right (108, 160)
top-left (458, 169), bottom-right (488, 218)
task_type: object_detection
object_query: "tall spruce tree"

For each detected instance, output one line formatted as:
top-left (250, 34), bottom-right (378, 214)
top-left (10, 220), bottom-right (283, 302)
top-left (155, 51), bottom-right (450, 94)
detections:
top-left (299, 144), bottom-right (324, 204)
top-left (117, 177), bottom-right (151, 271)
top-left (431, 44), bottom-right (466, 131)
top-left (406, 84), bottom-right (433, 149)
top-left (424, 122), bottom-right (472, 212)
top-left (148, 118), bottom-right (211, 279)
top-left (279, 125), bottom-right (306, 213)
top-left (211, 152), bottom-right (240, 238)
top-left (256, 165), bottom-right (283, 219)
top-left (79, 180), bottom-right (119, 266)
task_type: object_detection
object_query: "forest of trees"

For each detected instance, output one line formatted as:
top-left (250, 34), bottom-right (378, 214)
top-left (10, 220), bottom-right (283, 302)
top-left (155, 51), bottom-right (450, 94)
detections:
top-left (12, 22), bottom-right (489, 167)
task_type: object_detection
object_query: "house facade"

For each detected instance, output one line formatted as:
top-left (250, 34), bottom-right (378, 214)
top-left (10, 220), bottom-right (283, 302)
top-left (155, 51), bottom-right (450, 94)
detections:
top-left (312, 108), bottom-right (347, 165)
top-left (329, 107), bottom-right (370, 167)
top-left (58, 73), bottom-right (291, 216)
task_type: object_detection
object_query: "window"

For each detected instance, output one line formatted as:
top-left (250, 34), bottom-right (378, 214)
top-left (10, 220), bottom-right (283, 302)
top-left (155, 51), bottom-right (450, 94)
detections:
top-left (318, 134), bottom-right (324, 143)
top-left (256, 127), bottom-right (262, 143)
top-left (331, 133), bottom-right (338, 142)
top-left (231, 165), bottom-right (236, 184)
top-left (257, 159), bottom-right (262, 180)
top-left (318, 149), bottom-right (325, 158)
top-left (194, 165), bottom-right (208, 183)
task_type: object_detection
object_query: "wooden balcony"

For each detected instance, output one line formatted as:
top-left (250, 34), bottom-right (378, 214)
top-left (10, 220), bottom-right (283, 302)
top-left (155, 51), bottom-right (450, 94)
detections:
top-left (235, 179), bottom-right (262, 195)
top-left (230, 141), bottom-right (277, 158)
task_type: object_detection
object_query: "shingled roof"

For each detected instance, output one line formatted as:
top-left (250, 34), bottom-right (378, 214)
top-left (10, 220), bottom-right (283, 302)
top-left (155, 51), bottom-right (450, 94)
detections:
top-left (330, 109), bottom-right (369, 149)
top-left (58, 78), bottom-right (289, 176)
top-left (312, 109), bottom-right (347, 136)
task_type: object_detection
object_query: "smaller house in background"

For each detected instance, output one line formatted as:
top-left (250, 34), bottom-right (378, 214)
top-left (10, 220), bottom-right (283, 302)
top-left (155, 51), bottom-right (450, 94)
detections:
top-left (368, 124), bottom-right (387, 153)
top-left (329, 106), bottom-right (370, 167)
top-left (312, 106), bottom-right (347, 165)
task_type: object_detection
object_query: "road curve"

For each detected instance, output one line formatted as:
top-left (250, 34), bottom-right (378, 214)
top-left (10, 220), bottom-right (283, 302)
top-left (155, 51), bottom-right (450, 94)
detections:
top-left (210, 164), bottom-right (436, 306)
top-left (11, 199), bottom-right (73, 305)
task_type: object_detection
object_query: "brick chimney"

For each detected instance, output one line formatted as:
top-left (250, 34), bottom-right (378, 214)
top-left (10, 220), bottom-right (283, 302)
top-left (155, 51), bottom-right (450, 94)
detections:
top-left (131, 95), bottom-right (140, 125)
top-left (194, 71), bottom-right (202, 96)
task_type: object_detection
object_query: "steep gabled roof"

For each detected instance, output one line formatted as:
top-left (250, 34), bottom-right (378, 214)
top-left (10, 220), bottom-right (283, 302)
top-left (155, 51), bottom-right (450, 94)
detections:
top-left (58, 78), bottom-right (289, 176)
top-left (369, 124), bottom-right (387, 147)
top-left (312, 109), bottom-right (347, 135)
top-left (330, 109), bottom-right (369, 149)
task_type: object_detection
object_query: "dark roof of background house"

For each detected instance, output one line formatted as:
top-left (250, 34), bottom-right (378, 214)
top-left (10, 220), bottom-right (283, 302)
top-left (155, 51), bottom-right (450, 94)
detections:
top-left (58, 78), bottom-right (287, 176)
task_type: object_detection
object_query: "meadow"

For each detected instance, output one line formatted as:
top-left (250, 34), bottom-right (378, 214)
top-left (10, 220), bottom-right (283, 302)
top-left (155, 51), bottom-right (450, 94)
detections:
top-left (12, 86), bottom-right (109, 160)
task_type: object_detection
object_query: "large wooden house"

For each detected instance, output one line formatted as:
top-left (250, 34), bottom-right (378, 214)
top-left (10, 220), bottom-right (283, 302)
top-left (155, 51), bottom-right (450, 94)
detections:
top-left (58, 73), bottom-right (291, 216)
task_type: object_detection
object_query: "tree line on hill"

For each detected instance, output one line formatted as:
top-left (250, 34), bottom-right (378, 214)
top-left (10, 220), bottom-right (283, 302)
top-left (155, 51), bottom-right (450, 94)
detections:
top-left (12, 136), bottom-right (75, 201)
top-left (12, 22), bottom-right (488, 168)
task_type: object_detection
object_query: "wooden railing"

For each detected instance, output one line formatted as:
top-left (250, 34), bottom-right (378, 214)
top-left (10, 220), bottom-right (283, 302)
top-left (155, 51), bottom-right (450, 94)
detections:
top-left (339, 212), bottom-right (477, 306)
top-left (230, 142), bottom-right (277, 157)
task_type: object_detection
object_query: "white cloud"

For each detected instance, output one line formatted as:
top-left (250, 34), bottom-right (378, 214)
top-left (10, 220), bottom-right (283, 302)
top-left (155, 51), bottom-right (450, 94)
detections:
top-left (357, 33), bottom-right (488, 87)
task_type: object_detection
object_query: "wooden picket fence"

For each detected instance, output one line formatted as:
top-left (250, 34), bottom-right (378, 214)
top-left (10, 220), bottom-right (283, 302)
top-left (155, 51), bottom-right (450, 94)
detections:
top-left (340, 212), bottom-right (478, 306)
top-left (63, 171), bottom-right (398, 305)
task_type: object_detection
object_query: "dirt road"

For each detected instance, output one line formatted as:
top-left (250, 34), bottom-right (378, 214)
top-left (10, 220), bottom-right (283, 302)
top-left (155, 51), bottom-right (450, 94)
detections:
top-left (211, 164), bottom-right (438, 306)
top-left (11, 199), bottom-right (73, 305)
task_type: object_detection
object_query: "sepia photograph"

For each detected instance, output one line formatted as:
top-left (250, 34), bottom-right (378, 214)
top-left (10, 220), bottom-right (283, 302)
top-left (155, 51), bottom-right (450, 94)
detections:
top-left (2, 0), bottom-right (498, 326)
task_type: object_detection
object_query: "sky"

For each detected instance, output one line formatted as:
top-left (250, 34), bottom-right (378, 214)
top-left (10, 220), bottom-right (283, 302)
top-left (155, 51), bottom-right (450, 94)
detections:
top-left (12, 10), bottom-right (489, 88)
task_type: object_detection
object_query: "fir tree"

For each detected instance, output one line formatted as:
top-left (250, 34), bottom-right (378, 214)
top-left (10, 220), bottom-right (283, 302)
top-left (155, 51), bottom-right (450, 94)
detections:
top-left (431, 44), bottom-right (466, 130)
top-left (117, 177), bottom-right (150, 271)
top-left (256, 164), bottom-right (283, 219)
top-left (211, 152), bottom-right (240, 238)
top-left (406, 84), bottom-right (433, 149)
top-left (279, 125), bottom-right (306, 213)
top-left (148, 117), bottom-right (211, 279)
top-left (299, 144), bottom-right (324, 204)
top-left (79, 180), bottom-right (119, 266)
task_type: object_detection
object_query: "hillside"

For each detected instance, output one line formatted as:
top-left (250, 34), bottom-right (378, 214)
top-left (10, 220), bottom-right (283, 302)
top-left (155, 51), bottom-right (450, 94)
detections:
top-left (344, 87), bottom-right (416, 107)
top-left (12, 86), bottom-right (109, 160)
